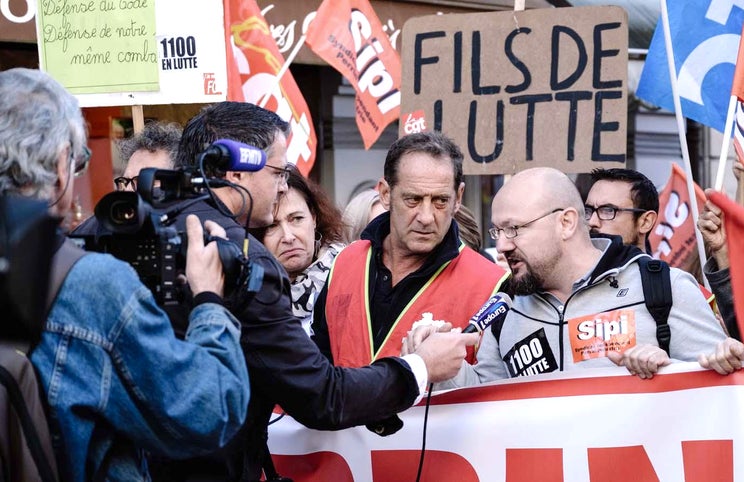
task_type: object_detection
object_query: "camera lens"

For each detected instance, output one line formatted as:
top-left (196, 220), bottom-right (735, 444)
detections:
top-left (109, 200), bottom-right (138, 226)
top-left (95, 192), bottom-right (147, 234)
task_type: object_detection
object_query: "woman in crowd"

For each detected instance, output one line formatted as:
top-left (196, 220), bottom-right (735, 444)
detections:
top-left (252, 166), bottom-right (346, 335)
top-left (342, 188), bottom-right (386, 243)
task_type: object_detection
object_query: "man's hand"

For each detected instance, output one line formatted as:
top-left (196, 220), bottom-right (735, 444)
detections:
top-left (698, 189), bottom-right (728, 269)
top-left (401, 322), bottom-right (454, 356)
top-left (607, 344), bottom-right (670, 379)
top-left (698, 337), bottom-right (744, 375)
top-left (185, 214), bottom-right (227, 297)
top-left (413, 331), bottom-right (479, 382)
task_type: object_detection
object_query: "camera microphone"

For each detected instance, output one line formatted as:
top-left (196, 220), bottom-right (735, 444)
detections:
top-left (201, 139), bottom-right (267, 173)
top-left (463, 293), bottom-right (513, 334)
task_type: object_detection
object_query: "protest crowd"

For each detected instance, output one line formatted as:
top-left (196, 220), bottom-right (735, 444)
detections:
top-left (3, 0), bottom-right (744, 481)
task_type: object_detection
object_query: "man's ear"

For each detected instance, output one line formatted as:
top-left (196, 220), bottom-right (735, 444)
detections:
top-left (225, 170), bottom-right (244, 183)
top-left (379, 179), bottom-right (391, 209)
top-left (49, 146), bottom-right (73, 217)
top-left (454, 182), bottom-right (464, 212)
top-left (560, 208), bottom-right (580, 240)
top-left (637, 210), bottom-right (658, 235)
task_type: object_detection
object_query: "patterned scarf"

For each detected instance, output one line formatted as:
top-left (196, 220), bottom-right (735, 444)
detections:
top-left (291, 242), bottom-right (345, 336)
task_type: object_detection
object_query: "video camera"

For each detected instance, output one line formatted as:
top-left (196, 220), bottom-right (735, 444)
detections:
top-left (73, 139), bottom-right (267, 309)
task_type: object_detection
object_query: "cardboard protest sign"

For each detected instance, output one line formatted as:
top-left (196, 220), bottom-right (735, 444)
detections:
top-left (399, 6), bottom-right (628, 175)
top-left (37, 0), bottom-right (228, 106)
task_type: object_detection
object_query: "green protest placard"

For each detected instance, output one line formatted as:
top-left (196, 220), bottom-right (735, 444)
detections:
top-left (37, 0), bottom-right (158, 94)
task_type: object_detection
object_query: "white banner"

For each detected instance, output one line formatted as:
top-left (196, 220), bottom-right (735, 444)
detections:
top-left (268, 363), bottom-right (744, 481)
top-left (66, 0), bottom-right (227, 107)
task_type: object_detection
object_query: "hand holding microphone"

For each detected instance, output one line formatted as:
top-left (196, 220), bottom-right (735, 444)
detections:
top-left (402, 293), bottom-right (513, 355)
top-left (463, 292), bottom-right (513, 334)
top-left (402, 293), bottom-right (513, 383)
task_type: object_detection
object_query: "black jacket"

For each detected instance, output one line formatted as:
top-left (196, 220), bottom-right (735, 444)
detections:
top-left (154, 199), bottom-right (419, 481)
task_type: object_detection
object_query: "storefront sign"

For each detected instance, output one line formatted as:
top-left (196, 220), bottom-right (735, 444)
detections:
top-left (0, 0), bottom-right (36, 42)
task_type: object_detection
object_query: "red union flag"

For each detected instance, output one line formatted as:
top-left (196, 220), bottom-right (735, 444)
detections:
top-left (707, 191), bottom-right (744, 338)
top-left (224, 0), bottom-right (317, 175)
top-left (305, 0), bottom-right (401, 149)
top-left (648, 163), bottom-right (706, 270)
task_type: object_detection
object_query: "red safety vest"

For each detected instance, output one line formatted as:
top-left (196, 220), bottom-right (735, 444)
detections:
top-left (325, 240), bottom-right (510, 367)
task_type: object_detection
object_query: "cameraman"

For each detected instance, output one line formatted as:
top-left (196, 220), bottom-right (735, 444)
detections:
top-left (161, 101), bottom-right (479, 480)
top-left (0, 69), bottom-right (250, 481)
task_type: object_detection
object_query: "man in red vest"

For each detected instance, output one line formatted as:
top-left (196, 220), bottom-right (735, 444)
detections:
top-left (313, 131), bottom-right (510, 368)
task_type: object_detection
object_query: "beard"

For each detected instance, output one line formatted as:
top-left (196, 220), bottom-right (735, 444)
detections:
top-left (506, 252), bottom-right (553, 296)
top-left (510, 268), bottom-right (542, 296)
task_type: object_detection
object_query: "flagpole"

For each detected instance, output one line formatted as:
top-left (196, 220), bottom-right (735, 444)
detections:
top-left (258, 33), bottom-right (307, 108)
top-left (659, 0), bottom-right (711, 290)
top-left (714, 96), bottom-right (737, 191)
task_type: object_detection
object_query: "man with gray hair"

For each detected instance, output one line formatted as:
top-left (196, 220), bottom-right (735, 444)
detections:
top-left (0, 68), bottom-right (250, 481)
top-left (114, 121), bottom-right (182, 191)
top-left (428, 167), bottom-right (726, 385)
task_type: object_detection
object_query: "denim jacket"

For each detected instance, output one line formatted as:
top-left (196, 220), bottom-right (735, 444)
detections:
top-left (30, 253), bottom-right (250, 481)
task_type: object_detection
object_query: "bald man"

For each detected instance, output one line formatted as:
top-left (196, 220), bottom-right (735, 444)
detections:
top-left (435, 167), bottom-right (726, 384)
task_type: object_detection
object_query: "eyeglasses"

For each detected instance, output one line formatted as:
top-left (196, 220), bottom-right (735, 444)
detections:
top-left (114, 176), bottom-right (138, 191)
top-left (72, 146), bottom-right (91, 177)
top-left (584, 204), bottom-right (646, 221)
top-left (489, 208), bottom-right (565, 240)
top-left (264, 164), bottom-right (291, 183)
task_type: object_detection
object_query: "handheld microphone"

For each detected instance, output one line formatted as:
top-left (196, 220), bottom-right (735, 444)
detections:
top-left (201, 139), bottom-right (267, 172)
top-left (463, 293), bottom-right (513, 334)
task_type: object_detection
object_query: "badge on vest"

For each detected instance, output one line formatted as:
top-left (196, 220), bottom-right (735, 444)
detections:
top-left (503, 328), bottom-right (558, 377)
top-left (567, 309), bottom-right (637, 362)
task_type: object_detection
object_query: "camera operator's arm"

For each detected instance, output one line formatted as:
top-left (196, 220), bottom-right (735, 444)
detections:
top-left (185, 215), bottom-right (226, 298)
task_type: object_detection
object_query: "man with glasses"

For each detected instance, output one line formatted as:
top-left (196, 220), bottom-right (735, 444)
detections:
top-left (114, 121), bottom-right (182, 192)
top-left (584, 168), bottom-right (659, 254)
top-left (151, 104), bottom-right (480, 481)
top-left (430, 167), bottom-right (725, 388)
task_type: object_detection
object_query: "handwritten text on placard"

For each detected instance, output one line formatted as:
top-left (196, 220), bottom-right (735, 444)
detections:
top-left (38, 0), bottom-right (158, 94)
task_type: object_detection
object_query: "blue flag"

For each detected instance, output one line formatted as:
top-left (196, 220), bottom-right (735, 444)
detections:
top-left (636, 1), bottom-right (744, 133)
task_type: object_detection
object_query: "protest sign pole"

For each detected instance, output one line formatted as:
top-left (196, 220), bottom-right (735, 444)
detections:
top-left (258, 30), bottom-right (308, 109)
top-left (502, 0), bottom-right (525, 185)
top-left (132, 105), bottom-right (145, 134)
top-left (714, 97), bottom-right (736, 191)
top-left (659, 0), bottom-right (710, 289)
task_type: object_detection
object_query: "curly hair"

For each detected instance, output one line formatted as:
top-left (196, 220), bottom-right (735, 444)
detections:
top-left (117, 121), bottom-right (181, 165)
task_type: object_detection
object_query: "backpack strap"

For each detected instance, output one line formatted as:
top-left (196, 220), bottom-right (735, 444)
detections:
top-left (3, 238), bottom-right (88, 481)
top-left (638, 257), bottom-right (673, 356)
top-left (45, 239), bottom-right (87, 318)
top-left (0, 361), bottom-right (57, 482)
